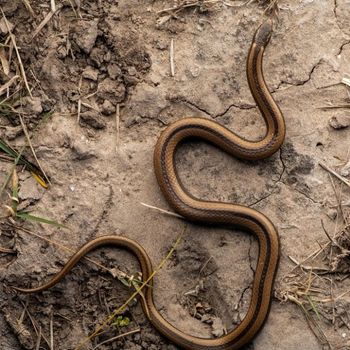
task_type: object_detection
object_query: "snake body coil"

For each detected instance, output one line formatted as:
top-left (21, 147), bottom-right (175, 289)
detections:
top-left (15, 20), bottom-right (285, 350)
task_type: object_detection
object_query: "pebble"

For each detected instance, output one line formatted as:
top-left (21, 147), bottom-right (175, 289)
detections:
top-left (71, 138), bottom-right (96, 160)
top-left (211, 317), bottom-right (225, 337)
top-left (19, 176), bottom-right (44, 201)
top-left (0, 18), bottom-right (14, 35)
top-left (80, 111), bottom-right (106, 130)
top-left (329, 114), bottom-right (350, 129)
top-left (166, 345), bottom-right (179, 350)
top-left (4, 125), bottom-right (23, 140)
top-left (340, 160), bottom-right (350, 177)
top-left (107, 63), bottom-right (122, 79)
top-left (101, 99), bottom-right (116, 115)
top-left (82, 66), bottom-right (99, 81)
top-left (19, 96), bottom-right (43, 114)
top-left (73, 19), bottom-right (99, 54)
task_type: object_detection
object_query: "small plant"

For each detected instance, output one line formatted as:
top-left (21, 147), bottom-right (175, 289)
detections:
top-left (2, 168), bottom-right (65, 228)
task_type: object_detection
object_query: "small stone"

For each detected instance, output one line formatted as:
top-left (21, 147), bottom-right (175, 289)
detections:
top-left (73, 20), bottom-right (99, 54)
top-left (155, 40), bottom-right (168, 50)
top-left (327, 208), bottom-right (337, 221)
top-left (56, 45), bottom-right (68, 59)
top-left (80, 111), bottom-right (106, 129)
top-left (4, 125), bottom-right (23, 140)
top-left (18, 96), bottom-right (43, 115)
top-left (101, 99), bottom-right (115, 115)
top-left (19, 176), bottom-right (44, 201)
top-left (201, 314), bottom-right (213, 324)
top-left (71, 138), bottom-right (96, 160)
top-left (167, 345), bottom-right (179, 350)
top-left (107, 63), bottom-right (122, 79)
top-left (127, 66), bottom-right (137, 76)
top-left (82, 66), bottom-right (99, 81)
top-left (211, 317), bottom-right (226, 338)
top-left (340, 160), bottom-right (350, 177)
top-left (329, 114), bottom-right (350, 129)
top-left (0, 18), bottom-right (14, 35)
top-left (125, 115), bottom-right (143, 127)
top-left (104, 51), bottom-right (111, 62)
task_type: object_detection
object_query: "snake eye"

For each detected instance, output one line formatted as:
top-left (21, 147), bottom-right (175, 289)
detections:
top-left (254, 19), bottom-right (273, 47)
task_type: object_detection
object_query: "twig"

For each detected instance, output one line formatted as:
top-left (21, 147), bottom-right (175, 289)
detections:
top-left (319, 161), bottom-right (350, 188)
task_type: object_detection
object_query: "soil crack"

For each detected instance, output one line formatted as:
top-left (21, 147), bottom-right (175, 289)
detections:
top-left (272, 59), bottom-right (323, 92)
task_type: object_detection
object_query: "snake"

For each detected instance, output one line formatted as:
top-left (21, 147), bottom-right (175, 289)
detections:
top-left (14, 19), bottom-right (286, 350)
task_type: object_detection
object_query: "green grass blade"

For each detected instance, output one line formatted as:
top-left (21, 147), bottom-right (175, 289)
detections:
top-left (306, 295), bottom-right (321, 321)
top-left (16, 211), bottom-right (68, 229)
top-left (0, 138), bottom-right (18, 158)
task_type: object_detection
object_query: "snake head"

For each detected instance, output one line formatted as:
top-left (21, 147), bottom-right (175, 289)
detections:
top-left (254, 19), bottom-right (273, 47)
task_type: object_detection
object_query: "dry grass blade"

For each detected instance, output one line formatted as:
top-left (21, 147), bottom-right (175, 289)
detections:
top-left (50, 0), bottom-right (56, 12)
top-left (21, 0), bottom-right (35, 16)
top-left (0, 10), bottom-right (32, 98)
top-left (170, 39), bottom-right (175, 77)
top-left (0, 75), bottom-right (20, 96)
top-left (115, 104), bottom-right (120, 151)
top-left (18, 114), bottom-right (51, 186)
top-left (140, 202), bottom-right (184, 219)
top-left (31, 4), bottom-right (63, 40)
top-left (92, 328), bottom-right (140, 350)
top-left (319, 161), bottom-right (350, 188)
top-left (0, 47), bottom-right (10, 76)
top-left (74, 227), bottom-right (185, 350)
top-left (158, 0), bottom-right (217, 13)
top-left (50, 313), bottom-right (54, 350)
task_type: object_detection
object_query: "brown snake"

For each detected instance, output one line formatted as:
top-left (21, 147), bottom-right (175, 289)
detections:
top-left (14, 20), bottom-right (286, 350)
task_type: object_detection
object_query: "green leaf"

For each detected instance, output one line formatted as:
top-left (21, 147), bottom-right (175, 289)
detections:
top-left (111, 315), bottom-right (130, 328)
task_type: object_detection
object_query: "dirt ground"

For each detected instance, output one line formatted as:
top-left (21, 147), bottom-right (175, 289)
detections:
top-left (0, 0), bottom-right (350, 349)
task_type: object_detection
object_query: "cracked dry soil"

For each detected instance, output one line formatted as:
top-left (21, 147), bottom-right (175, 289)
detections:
top-left (0, 0), bottom-right (350, 349)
